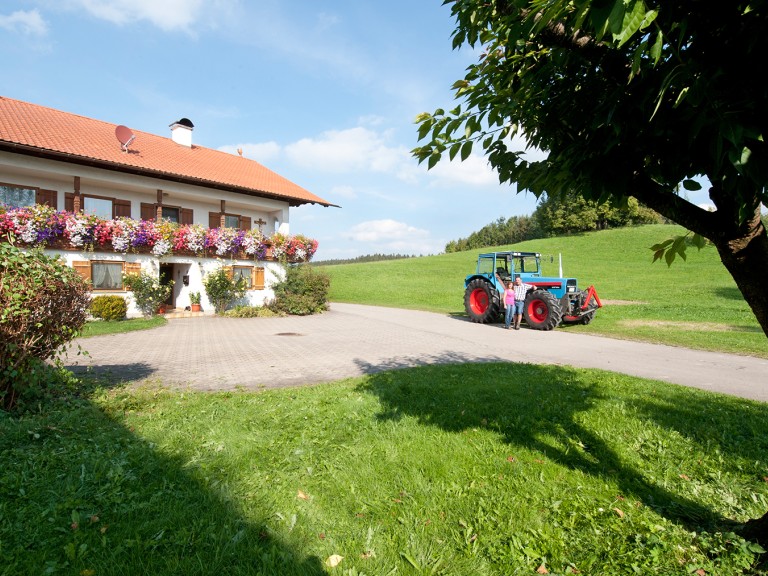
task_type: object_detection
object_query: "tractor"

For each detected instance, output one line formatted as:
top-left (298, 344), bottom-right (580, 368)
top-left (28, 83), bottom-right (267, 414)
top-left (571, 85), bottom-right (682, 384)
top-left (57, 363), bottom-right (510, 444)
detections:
top-left (463, 251), bottom-right (602, 330)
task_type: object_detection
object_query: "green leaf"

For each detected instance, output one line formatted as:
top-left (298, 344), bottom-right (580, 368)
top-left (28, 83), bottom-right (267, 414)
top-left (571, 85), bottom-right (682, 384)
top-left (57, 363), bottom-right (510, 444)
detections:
top-left (417, 121), bottom-right (432, 142)
top-left (449, 142), bottom-right (461, 161)
top-left (427, 151), bottom-right (441, 170)
top-left (650, 30), bottom-right (663, 64)
top-left (682, 179), bottom-right (702, 191)
top-left (691, 233), bottom-right (707, 250)
top-left (460, 140), bottom-right (473, 161)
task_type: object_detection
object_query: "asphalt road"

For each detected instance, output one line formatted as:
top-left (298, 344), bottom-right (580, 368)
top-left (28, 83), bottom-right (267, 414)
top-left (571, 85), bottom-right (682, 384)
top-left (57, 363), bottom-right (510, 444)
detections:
top-left (65, 302), bottom-right (768, 402)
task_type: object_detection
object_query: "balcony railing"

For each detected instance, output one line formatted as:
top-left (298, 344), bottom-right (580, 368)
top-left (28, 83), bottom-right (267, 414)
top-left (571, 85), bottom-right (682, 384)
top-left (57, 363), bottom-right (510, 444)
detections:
top-left (0, 204), bottom-right (318, 263)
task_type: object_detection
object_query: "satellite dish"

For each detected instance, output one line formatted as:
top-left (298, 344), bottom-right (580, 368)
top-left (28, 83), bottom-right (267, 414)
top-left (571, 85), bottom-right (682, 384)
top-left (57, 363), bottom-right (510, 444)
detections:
top-left (115, 125), bottom-right (135, 152)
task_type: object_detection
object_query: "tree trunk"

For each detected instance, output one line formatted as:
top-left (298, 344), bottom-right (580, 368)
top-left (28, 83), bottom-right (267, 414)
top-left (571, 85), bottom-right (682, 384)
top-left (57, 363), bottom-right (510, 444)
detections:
top-left (711, 215), bottom-right (768, 338)
top-left (742, 510), bottom-right (768, 547)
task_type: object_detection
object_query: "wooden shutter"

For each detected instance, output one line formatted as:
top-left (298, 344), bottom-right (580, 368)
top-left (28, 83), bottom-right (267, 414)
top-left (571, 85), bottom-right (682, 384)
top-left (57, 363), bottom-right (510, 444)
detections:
top-left (72, 261), bottom-right (92, 285)
top-left (141, 203), bottom-right (156, 221)
top-left (209, 212), bottom-right (222, 229)
top-left (252, 267), bottom-right (265, 290)
top-left (180, 208), bottom-right (193, 225)
top-left (36, 189), bottom-right (58, 209)
top-left (113, 199), bottom-right (131, 218)
top-left (123, 262), bottom-right (142, 291)
top-left (65, 192), bottom-right (74, 212)
top-left (239, 216), bottom-right (251, 231)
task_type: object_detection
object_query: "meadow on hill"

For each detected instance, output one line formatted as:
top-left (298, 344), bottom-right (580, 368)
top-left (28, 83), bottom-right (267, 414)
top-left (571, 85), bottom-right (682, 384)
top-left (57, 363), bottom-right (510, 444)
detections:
top-left (324, 224), bottom-right (767, 358)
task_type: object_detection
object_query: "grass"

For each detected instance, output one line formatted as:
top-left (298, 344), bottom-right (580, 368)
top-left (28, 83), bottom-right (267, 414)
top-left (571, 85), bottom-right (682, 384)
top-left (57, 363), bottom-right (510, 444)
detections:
top-left (324, 224), bottom-right (768, 358)
top-left (79, 316), bottom-right (167, 338)
top-left (2, 364), bottom-right (767, 575)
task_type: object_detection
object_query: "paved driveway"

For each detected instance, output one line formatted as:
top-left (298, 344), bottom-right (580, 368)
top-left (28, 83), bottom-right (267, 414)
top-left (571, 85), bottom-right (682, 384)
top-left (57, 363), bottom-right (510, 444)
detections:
top-left (65, 303), bottom-right (768, 402)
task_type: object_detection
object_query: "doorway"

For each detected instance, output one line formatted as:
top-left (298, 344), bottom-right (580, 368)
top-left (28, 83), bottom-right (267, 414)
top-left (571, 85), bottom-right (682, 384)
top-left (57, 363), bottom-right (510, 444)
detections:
top-left (159, 264), bottom-right (175, 309)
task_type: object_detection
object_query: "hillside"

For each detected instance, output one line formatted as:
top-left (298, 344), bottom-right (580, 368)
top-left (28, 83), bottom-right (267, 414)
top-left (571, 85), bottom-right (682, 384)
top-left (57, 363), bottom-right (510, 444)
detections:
top-left (323, 224), bottom-right (768, 358)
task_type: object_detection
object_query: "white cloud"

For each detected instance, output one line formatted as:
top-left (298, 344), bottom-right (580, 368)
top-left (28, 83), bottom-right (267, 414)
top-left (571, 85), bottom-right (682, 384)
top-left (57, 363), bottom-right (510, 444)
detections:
top-left (218, 142), bottom-right (281, 164)
top-left (284, 126), bottom-right (418, 181)
top-left (428, 154), bottom-right (500, 187)
top-left (342, 219), bottom-right (440, 255)
top-left (0, 9), bottom-right (48, 36)
top-left (72, 0), bottom-right (205, 31)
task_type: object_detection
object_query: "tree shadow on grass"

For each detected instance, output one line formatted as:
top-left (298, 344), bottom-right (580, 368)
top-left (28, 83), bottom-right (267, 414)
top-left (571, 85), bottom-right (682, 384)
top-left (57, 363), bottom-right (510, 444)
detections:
top-left (354, 357), bottom-right (758, 533)
top-left (65, 362), bottom-right (157, 387)
top-left (0, 394), bottom-right (325, 575)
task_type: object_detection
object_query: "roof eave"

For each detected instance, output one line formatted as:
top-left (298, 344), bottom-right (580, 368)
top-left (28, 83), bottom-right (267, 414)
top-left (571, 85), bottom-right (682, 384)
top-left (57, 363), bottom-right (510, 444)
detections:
top-left (0, 141), bottom-right (338, 208)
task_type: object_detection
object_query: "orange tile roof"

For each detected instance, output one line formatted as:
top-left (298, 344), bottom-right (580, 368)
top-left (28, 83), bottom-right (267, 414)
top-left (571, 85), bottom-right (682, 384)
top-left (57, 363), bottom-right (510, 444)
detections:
top-left (0, 96), bottom-right (334, 207)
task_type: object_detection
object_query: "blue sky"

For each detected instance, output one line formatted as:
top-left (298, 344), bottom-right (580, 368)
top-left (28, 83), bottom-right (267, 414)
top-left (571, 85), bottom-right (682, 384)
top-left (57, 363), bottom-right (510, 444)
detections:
top-left (1, 1), bottom-right (719, 260)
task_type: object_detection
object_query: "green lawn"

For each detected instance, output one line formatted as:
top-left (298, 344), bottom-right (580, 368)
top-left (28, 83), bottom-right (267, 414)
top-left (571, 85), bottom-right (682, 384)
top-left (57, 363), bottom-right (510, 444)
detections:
top-left (80, 316), bottom-right (167, 338)
top-left (2, 364), bottom-right (767, 575)
top-left (324, 224), bottom-right (768, 358)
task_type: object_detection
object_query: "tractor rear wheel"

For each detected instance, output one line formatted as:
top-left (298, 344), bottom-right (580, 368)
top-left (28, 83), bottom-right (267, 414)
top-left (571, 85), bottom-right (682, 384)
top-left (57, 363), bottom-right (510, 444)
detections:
top-left (464, 278), bottom-right (501, 323)
top-left (523, 290), bottom-right (562, 330)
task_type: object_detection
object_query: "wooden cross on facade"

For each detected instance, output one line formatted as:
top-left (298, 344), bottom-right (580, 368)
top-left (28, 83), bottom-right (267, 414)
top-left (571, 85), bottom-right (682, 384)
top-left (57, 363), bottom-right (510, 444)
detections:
top-left (255, 218), bottom-right (267, 231)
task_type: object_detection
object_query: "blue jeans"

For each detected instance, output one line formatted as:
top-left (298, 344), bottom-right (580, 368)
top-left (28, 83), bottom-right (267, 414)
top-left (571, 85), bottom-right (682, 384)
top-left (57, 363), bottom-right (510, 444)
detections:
top-left (505, 305), bottom-right (514, 328)
top-left (513, 300), bottom-right (525, 315)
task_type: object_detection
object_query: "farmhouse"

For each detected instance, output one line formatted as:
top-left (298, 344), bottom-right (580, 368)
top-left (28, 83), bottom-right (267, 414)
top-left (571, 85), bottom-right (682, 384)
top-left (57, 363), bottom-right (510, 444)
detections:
top-left (0, 96), bottom-right (333, 316)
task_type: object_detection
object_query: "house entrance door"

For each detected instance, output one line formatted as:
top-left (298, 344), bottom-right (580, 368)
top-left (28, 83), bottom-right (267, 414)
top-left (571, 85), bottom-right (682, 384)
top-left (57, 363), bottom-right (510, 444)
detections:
top-left (159, 264), bottom-right (175, 309)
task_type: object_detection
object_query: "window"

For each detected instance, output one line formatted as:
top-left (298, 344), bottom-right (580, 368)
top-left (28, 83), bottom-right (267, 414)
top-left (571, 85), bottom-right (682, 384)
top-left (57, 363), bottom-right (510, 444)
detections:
top-left (224, 214), bottom-right (241, 228)
top-left (91, 262), bottom-right (124, 290)
top-left (72, 260), bottom-right (141, 291)
top-left (232, 266), bottom-right (252, 288)
top-left (0, 184), bottom-right (35, 208)
top-left (228, 266), bottom-right (265, 290)
top-left (162, 206), bottom-right (180, 223)
top-left (84, 196), bottom-right (113, 220)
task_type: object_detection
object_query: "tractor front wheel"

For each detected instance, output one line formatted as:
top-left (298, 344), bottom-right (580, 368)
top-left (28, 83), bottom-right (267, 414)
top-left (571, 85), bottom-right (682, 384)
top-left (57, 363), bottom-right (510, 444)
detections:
top-left (464, 279), bottom-right (501, 323)
top-left (523, 290), bottom-right (563, 330)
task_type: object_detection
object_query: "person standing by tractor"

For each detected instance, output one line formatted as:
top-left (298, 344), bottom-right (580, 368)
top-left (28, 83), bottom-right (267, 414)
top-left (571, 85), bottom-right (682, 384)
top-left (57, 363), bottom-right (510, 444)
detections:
top-left (512, 276), bottom-right (534, 330)
top-left (503, 281), bottom-right (516, 329)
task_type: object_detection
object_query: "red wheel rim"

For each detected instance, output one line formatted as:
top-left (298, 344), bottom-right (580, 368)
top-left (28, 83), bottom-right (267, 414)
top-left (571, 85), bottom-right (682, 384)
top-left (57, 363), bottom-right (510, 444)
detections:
top-left (527, 298), bottom-right (548, 323)
top-left (469, 288), bottom-right (489, 315)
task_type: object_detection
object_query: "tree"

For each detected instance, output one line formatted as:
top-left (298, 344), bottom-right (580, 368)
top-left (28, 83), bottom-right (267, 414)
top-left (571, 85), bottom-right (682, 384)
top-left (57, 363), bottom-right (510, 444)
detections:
top-left (414, 0), bottom-right (768, 339)
top-left (533, 192), bottom-right (660, 236)
top-left (123, 272), bottom-right (174, 318)
top-left (0, 244), bottom-right (90, 410)
top-left (414, 0), bottom-right (768, 544)
top-left (202, 266), bottom-right (246, 315)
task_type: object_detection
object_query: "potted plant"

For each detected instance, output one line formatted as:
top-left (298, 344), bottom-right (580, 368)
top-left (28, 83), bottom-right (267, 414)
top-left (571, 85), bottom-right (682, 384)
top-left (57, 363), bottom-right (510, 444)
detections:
top-left (190, 291), bottom-right (202, 312)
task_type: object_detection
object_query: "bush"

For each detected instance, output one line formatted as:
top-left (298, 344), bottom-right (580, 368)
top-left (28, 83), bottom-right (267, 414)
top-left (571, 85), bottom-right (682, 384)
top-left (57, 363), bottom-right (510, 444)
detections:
top-left (0, 244), bottom-right (90, 411)
top-left (203, 267), bottom-right (246, 314)
top-left (123, 272), bottom-right (173, 318)
top-left (224, 305), bottom-right (282, 318)
top-left (269, 264), bottom-right (329, 316)
top-left (90, 295), bottom-right (128, 321)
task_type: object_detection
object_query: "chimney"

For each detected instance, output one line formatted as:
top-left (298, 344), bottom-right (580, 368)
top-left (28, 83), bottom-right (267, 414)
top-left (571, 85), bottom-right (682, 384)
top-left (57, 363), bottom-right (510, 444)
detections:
top-left (169, 118), bottom-right (194, 147)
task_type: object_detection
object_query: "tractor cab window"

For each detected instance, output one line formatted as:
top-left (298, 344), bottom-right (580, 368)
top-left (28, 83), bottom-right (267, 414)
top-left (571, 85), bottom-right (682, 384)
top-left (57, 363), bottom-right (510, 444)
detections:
top-left (515, 256), bottom-right (540, 274)
top-left (477, 257), bottom-right (495, 276)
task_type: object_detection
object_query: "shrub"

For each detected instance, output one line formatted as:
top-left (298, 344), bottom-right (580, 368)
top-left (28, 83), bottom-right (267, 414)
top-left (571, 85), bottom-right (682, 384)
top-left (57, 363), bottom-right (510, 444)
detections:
top-left (123, 272), bottom-right (173, 318)
top-left (89, 295), bottom-right (128, 321)
top-left (0, 243), bottom-right (90, 411)
top-left (203, 267), bottom-right (246, 314)
top-left (224, 305), bottom-right (282, 318)
top-left (269, 264), bottom-right (329, 316)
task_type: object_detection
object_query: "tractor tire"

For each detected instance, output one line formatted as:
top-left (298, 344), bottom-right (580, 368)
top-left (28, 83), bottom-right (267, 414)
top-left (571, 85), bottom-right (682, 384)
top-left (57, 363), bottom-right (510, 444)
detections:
top-left (579, 310), bottom-right (596, 325)
top-left (523, 290), bottom-right (563, 331)
top-left (464, 278), bottom-right (502, 323)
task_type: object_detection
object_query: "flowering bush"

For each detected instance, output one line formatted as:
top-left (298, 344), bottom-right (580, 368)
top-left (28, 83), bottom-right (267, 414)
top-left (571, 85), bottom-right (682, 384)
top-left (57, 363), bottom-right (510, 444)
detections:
top-left (0, 204), bottom-right (317, 262)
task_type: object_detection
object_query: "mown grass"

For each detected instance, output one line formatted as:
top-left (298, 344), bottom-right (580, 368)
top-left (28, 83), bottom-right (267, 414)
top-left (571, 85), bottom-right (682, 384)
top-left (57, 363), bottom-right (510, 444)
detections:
top-left (2, 364), bottom-right (767, 575)
top-left (324, 224), bottom-right (768, 358)
top-left (80, 316), bottom-right (167, 338)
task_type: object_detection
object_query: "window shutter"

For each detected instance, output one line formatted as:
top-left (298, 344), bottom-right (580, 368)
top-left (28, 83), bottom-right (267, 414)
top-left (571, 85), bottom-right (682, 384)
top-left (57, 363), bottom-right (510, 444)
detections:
top-left (114, 199), bottom-right (131, 218)
top-left (141, 203), bottom-right (156, 221)
top-left (180, 208), bottom-right (193, 225)
top-left (123, 262), bottom-right (142, 291)
top-left (36, 189), bottom-right (58, 209)
top-left (239, 216), bottom-right (251, 231)
top-left (72, 261), bottom-right (92, 285)
top-left (253, 267), bottom-right (265, 290)
top-left (65, 193), bottom-right (74, 212)
top-left (209, 212), bottom-right (222, 229)
top-left (223, 266), bottom-right (233, 279)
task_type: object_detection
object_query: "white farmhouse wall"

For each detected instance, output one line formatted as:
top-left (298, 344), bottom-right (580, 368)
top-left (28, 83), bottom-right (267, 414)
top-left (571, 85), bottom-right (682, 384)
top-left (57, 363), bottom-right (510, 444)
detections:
top-left (49, 249), bottom-right (284, 317)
